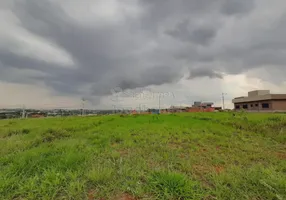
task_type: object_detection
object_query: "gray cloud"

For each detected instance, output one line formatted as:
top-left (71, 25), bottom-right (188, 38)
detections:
top-left (221, 0), bottom-right (255, 16)
top-left (0, 0), bottom-right (286, 106)
top-left (166, 19), bottom-right (217, 45)
top-left (191, 27), bottom-right (217, 45)
top-left (188, 68), bottom-right (223, 79)
top-left (118, 66), bottom-right (184, 90)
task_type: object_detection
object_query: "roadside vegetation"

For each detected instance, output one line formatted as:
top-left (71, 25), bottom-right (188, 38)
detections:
top-left (0, 112), bottom-right (285, 200)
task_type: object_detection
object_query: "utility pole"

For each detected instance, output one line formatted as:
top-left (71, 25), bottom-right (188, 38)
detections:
top-left (222, 93), bottom-right (227, 110)
top-left (142, 104), bottom-right (146, 112)
top-left (81, 98), bottom-right (85, 116)
top-left (158, 94), bottom-right (161, 114)
top-left (22, 105), bottom-right (26, 119)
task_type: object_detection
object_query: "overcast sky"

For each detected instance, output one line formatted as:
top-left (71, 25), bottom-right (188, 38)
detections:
top-left (1, 0), bottom-right (286, 109)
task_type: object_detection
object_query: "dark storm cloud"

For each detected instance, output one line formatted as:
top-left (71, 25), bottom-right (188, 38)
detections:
top-left (188, 68), bottom-right (223, 79)
top-left (191, 27), bottom-right (217, 46)
top-left (0, 50), bottom-right (64, 72)
top-left (1, 0), bottom-right (194, 98)
top-left (90, 65), bottom-right (184, 96)
top-left (166, 19), bottom-right (217, 46)
top-left (1, 0), bottom-right (141, 96)
top-left (118, 66), bottom-right (184, 90)
top-left (221, 0), bottom-right (255, 15)
top-left (13, 0), bottom-right (118, 76)
top-left (138, 0), bottom-right (222, 34)
top-left (0, 0), bottom-right (285, 102)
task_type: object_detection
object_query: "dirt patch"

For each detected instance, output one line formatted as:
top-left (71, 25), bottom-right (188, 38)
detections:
top-left (179, 153), bottom-right (187, 158)
top-left (192, 164), bottom-right (211, 174)
top-left (195, 148), bottom-right (208, 155)
top-left (168, 142), bottom-right (181, 149)
top-left (276, 152), bottom-right (286, 160)
top-left (87, 190), bottom-right (106, 200)
top-left (148, 160), bottom-right (158, 168)
top-left (195, 144), bottom-right (209, 153)
top-left (116, 193), bottom-right (137, 200)
top-left (214, 166), bottom-right (224, 174)
top-left (88, 189), bottom-right (96, 200)
top-left (117, 149), bottom-right (129, 156)
top-left (203, 195), bottom-right (217, 200)
top-left (193, 164), bottom-right (225, 175)
top-left (191, 166), bottom-right (214, 188)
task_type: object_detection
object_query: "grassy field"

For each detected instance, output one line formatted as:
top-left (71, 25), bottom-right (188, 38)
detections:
top-left (0, 112), bottom-right (285, 200)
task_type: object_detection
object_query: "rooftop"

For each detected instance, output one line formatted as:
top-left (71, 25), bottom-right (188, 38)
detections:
top-left (169, 106), bottom-right (187, 109)
top-left (232, 90), bottom-right (286, 103)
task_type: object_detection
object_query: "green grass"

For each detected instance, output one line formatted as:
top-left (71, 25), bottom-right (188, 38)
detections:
top-left (0, 112), bottom-right (285, 200)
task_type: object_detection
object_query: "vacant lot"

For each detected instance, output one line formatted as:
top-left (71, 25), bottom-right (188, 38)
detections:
top-left (0, 112), bottom-right (285, 200)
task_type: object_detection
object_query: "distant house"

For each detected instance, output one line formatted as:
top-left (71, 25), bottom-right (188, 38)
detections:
top-left (192, 102), bottom-right (214, 109)
top-left (27, 112), bottom-right (46, 118)
top-left (201, 102), bottom-right (214, 108)
top-left (30, 114), bottom-right (45, 118)
top-left (169, 106), bottom-right (187, 113)
top-left (147, 109), bottom-right (160, 114)
top-left (213, 106), bottom-right (222, 111)
top-left (232, 90), bottom-right (286, 112)
top-left (131, 110), bottom-right (138, 114)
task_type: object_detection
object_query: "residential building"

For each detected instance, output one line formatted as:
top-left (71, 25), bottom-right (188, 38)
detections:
top-left (232, 90), bottom-right (286, 112)
top-left (169, 106), bottom-right (187, 113)
top-left (192, 101), bottom-right (214, 108)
